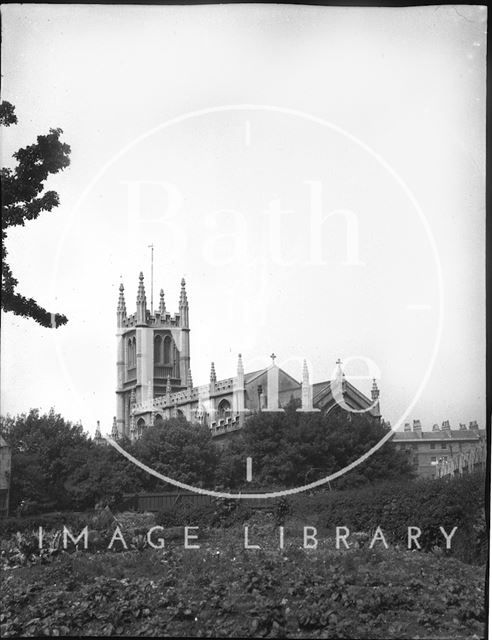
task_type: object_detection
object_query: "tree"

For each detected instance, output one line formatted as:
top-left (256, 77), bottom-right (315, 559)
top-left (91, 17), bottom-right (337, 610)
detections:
top-left (0, 409), bottom-right (90, 512)
top-left (63, 439), bottom-right (144, 510)
top-left (217, 404), bottom-right (415, 490)
top-left (132, 418), bottom-right (221, 490)
top-left (1, 101), bottom-right (71, 328)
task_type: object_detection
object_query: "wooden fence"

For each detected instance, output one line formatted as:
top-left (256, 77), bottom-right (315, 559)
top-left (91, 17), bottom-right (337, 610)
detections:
top-left (120, 491), bottom-right (276, 512)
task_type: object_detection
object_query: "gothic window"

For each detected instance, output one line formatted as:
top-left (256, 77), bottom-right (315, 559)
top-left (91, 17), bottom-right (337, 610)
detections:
top-left (127, 338), bottom-right (132, 367)
top-left (218, 399), bottom-right (231, 419)
top-left (163, 336), bottom-right (172, 364)
top-left (127, 337), bottom-right (136, 368)
top-left (127, 338), bottom-right (137, 368)
top-left (136, 418), bottom-right (145, 437)
top-left (154, 335), bottom-right (163, 363)
top-left (154, 414), bottom-right (164, 427)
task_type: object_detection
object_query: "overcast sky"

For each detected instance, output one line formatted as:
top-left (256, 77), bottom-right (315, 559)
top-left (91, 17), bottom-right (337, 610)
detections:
top-left (1, 4), bottom-right (486, 435)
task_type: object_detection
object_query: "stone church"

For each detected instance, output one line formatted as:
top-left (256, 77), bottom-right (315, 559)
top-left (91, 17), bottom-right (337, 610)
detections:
top-left (114, 273), bottom-right (381, 442)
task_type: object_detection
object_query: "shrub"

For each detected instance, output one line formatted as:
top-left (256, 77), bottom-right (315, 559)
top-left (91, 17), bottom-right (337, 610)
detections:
top-left (155, 501), bottom-right (217, 528)
top-left (290, 471), bottom-right (487, 564)
top-left (154, 497), bottom-right (254, 529)
top-left (0, 511), bottom-right (91, 537)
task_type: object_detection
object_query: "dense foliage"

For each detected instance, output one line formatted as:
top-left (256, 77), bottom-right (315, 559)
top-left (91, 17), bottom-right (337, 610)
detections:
top-left (0, 470), bottom-right (486, 636)
top-left (217, 403), bottom-right (415, 489)
top-left (1, 410), bottom-right (90, 512)
top-left (1, 408), bottom-right (415, 514)
top-left (1, 100), bottom-right (71, 328)
top-left (289, 471), bottom-right (488, 565)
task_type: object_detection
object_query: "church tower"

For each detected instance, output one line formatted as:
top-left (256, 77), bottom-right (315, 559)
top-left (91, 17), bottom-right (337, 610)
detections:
top-left (115, 274), bottom-right (191, 437)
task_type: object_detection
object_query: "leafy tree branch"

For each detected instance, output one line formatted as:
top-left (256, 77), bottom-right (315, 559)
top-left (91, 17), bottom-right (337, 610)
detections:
top-left (1, 101), bottom-right (71, 328)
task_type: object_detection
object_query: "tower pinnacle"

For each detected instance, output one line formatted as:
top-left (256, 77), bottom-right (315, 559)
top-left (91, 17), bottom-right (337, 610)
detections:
top-left (371, 378), bottom-right (380, 400)
top-left (137, 272), bottom-right (146, 301)
top-left (117, 283), bottom-right (126, 312)
top-left (179, 278), bottom-right (188, 305)
top-left (237, 353), bottom-right (244, 376)
top-left (210, 362), bottom-right (217, 384)
top-left (159, 288), bottom-right (166, 315)
top-left (179, 277), bottom-right (189, 329)
top-left (136, 272), bottom-right (147, 325)
top-left (117, 282), bottom-right (127, 326)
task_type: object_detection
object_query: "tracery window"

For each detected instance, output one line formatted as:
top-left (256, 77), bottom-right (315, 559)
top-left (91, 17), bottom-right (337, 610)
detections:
top-left (163, 336), bottom-right (172, 364)
top-left (127, 337), bottom-right (136, 368)
top-left (218, 399), bottom-right (231, 419)
top-left (154, 335), bottom-right (163, 363)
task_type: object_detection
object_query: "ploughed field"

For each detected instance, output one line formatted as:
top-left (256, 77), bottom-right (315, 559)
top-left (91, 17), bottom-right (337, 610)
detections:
top-left (0, 519), bottom-right (485, 638)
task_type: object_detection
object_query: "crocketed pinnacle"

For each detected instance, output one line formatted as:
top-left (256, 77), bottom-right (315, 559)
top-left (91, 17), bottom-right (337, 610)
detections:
top-left (210, 362), bottom-right (217, 384)
top-left (371, 378), bottom-right (380, 400)
top-left (137, 272), bottom-right (146, 304)
top-left (159, 288), bottom-right (166, 315)
top-left (237, 354), bottom-right (244, 376)
top-left (179, 277), bottom-right (188, 306)
top-left (117, 283), bottom-right (126, 313)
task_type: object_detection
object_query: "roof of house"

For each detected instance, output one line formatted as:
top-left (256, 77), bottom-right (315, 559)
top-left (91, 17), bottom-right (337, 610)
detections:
top-left (392, 429), bottom-right (485, 442)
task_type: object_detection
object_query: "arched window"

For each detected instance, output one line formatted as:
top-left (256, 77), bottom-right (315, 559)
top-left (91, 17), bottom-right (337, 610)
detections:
top-left (127, 338), bottom-right (137, 368)
top-left (136, 417), bottom-right (145, 437)
top-left (218, 399), bottom-right (231, 419)
top-left (163, 336), bottom-right (171, 364)
top-left (127, 339), bottom-right (132, 367)
top-left (154, 414), bottom-right (164, 427)
top-left (154, 335), bottom-right (163, 363)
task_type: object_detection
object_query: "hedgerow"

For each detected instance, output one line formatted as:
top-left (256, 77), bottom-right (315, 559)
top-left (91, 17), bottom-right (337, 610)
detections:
top-left (289, 471), bottom-right (487, 564)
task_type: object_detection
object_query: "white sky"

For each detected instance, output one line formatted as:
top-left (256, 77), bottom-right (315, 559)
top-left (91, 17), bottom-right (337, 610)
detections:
top-left (0, 4), bottom-right (486, 435)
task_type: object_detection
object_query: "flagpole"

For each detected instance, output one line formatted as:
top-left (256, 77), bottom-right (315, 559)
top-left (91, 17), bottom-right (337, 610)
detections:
top-left (148, 244), bottom-right (154, 313)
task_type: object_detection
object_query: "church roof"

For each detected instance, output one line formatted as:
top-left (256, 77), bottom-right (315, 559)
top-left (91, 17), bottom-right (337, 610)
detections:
top-left (243, 367), bottom-right (378, 415)
top-left (312, 378), bottom-right (380, 417)
top-left (244, 369), bottom-right (265, 384)
top-left (244, 366), bottom-right (302, 388)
